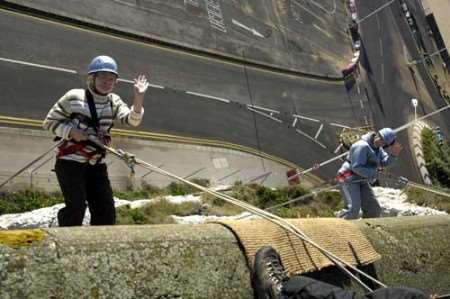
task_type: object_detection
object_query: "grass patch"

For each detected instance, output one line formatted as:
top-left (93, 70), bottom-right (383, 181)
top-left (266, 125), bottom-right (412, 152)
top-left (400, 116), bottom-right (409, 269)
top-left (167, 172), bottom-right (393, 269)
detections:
top-left (405, 187), bottom-right (450, 213)
top-left (116, 199), bottom-right (202, 225)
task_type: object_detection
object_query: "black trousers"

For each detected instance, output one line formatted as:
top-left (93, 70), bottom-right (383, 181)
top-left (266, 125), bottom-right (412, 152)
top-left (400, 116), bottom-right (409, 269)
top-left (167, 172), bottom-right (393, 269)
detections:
top-left (281, 276), bottom-right (428, 299)
top-left (55, 159), bottom-right (115, 226)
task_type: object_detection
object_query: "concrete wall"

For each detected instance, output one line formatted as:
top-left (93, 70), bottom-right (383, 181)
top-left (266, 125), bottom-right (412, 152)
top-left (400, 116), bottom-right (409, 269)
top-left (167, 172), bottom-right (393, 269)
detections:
top-left (0, 126), bottom-right (304, 192)
top-left (1, 216), bottom-right (449, 298)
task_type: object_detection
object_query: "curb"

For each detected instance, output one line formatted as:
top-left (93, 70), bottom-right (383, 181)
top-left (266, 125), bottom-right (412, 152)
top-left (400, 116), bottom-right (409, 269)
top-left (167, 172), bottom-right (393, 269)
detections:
top-left (411, 121), bottom-right (432, 185)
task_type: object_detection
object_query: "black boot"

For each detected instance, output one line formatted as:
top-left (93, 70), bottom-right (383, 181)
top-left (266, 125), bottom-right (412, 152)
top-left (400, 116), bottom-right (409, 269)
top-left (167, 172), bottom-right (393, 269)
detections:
top-left (252, 246), bottom-right (289, 299)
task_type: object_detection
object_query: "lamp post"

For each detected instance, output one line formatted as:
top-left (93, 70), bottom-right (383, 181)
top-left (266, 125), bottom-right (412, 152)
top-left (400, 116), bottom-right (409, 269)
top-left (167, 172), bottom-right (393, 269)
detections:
top-left (411, 98), bottom-right (418, 120)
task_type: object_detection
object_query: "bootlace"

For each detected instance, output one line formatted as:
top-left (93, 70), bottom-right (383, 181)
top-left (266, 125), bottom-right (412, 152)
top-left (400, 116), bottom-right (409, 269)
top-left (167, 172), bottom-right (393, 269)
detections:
top-left (266, 260), bottom-right (288, 292)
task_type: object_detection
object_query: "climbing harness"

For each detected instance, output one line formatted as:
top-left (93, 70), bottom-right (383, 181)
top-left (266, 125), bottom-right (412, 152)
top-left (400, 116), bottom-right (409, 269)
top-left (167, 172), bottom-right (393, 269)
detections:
top-left (87, 137), bottom-right (385, 292)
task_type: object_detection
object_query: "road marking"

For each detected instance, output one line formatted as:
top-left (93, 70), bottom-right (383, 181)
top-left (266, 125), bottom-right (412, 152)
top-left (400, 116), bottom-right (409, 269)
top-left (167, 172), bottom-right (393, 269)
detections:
top-left (248, 107), bottom-right (283, 123)
top-left (360, 99), bottom-right (364, 109)
top-left (314, 123), bottom-right (324, 139)
top-left (117, 78), bottom-right (164, 89)
top-left (185, 91), bottom-right (230, 103)
top-left (376, 14), bottom-right (381, 30)
top-left (313, 23), bottom-right (333, 38)
top-left (357, 82), bottom-right (361, 94)
top-left (232, 19), bottom-right (265, 38)
top-left (0, 57), bottom-right (77, 74)
top-left (334, 143), bottom-right (343, 153)
top-left (247, 104), bottom-right (280, 114)
top-left (218, 169), bottom-right (241, 181)
top-left (379, 38), bottom-right (383, 57)
top-left (0, 8), bottom-right (344, 84)
top-left (295, 129), bottom-right (327, 149)
top-left (292, 114), bottom-right (320, 123)
top-left (291, 0), bottom-right (325, 23)
top-left (364, 116), bottom-right (369, 125)
top-left (330, 123), bottom-right (351, 129)
top-left (292, 117), bottom-right (298, 127)
top-left (381, 63), bottom-right (385, 84)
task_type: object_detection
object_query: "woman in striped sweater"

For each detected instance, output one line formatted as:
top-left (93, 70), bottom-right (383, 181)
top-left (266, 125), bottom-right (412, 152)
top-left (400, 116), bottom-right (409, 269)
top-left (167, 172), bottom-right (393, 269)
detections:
top-left (43, 55), bottom-right (149, 226)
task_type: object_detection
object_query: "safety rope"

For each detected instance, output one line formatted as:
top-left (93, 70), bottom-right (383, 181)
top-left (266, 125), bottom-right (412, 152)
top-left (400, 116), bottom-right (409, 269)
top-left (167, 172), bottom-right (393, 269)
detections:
top-left (98, 140), bottom-right (386, 291)
top-left (381, 171), bottom-right (450, 199)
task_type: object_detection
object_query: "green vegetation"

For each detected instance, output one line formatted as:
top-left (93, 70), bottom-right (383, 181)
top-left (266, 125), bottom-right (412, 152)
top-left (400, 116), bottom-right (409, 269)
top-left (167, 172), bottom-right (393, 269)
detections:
top-left (116, 199), bottom-right (202, 225)
top-left (421, 127), bottom-right (450, 188)
top-left (0, 190), bottom-right (64, 215)
top-left (405, 187), bottom-right (450, 213)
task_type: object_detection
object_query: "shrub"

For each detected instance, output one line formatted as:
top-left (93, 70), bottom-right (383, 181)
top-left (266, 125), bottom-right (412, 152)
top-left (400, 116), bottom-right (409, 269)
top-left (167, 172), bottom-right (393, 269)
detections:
top-left (422, 128), bottom-right (450, 188)
top-left (0, 189), bottom-right (64, 215)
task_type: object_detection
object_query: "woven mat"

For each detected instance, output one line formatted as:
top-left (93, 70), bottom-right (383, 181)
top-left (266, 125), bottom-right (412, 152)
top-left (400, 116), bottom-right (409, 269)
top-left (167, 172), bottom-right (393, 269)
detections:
top-left (217, 218), bottom-right (380, 275)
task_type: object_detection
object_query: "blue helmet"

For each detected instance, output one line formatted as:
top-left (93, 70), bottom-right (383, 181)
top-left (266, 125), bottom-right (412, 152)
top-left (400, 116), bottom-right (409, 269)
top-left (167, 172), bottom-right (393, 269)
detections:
top-left (88, 55), bottom-right (118, 75)
top-left (378, 127), bottom-right (396, 145)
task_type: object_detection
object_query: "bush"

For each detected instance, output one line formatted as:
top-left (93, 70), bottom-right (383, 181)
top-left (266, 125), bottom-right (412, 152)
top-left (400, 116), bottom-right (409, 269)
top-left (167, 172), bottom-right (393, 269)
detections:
top-left (116, 199), bottom-right (202, 225)
top-left (405, 187), bottom-right (450, 213)
top-left (422, 128), bottom-right (450, 188)
top-left (167, 178), bottom-right (210, 196)
top-left (0, 189), bottom-right (64, 215)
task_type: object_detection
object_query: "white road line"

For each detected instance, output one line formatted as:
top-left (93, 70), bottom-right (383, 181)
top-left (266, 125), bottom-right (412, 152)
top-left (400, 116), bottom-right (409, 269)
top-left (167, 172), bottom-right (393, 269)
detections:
top-left (334, 143), bottom-right (343, 153)
top-left (292, 114), bottom-right (320, 123)
top-left (313, 23), bottom-right (332, 38)
top-left (379, 38), bottom-right (383, 57)
top-left (0, 57), bottom-right (77, 74)
top-left (292, 117), bottom-right (298, 127)
top-left (231, 19), bottom-right (265, 38)
top-left (295, 129), bottom-right (327, 149)
top-left (360, 99), bottom-right (364, 109)
top-left (248, 107), bottom-right (283, 123)
top-left (292, 0), bottom-right (323, 21)
top-left (364, 116), bottom-right (369, 125)
top-left (117, 78), bottom-right (165, 89)
top-left (314, 123), bottom-right (324, 139)
top-left (247, 104), bottom-right (280, 114)
top-left (357, 82), bottom-right (361, 94)
top-left (381, 63), bottom-right (385, 84)
top-left (330, 123), bottom-right (351, 129)
top-left (376, 14), bottom-right (381, 30)
top-left (186, 91), bottom-right (230, 103)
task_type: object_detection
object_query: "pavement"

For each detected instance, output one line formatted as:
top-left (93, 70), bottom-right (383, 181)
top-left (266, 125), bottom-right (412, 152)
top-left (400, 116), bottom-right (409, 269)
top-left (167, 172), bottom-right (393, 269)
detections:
top-left (422, 0), bottom-right (450, 47)
top-left (0, 126), bottom-right (305, 192)
top-left (1, 0), bottom-right (352, 78)
top-left (0, 7), bottom-right (369, 180)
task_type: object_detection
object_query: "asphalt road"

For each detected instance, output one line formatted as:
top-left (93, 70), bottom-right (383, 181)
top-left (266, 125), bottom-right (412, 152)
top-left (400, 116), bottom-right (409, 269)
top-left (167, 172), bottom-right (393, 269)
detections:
top-left (356, 0), bottom-right (450, 182)
top-left (0, 8), bottom-right (368, 180)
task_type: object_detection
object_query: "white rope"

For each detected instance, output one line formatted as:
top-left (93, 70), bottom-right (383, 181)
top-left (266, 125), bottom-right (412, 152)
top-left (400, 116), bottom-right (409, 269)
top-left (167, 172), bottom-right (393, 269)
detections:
top-left (103, 145), bottom-right (387, 291)
top-left (293, 104), bottom-right (450, 179)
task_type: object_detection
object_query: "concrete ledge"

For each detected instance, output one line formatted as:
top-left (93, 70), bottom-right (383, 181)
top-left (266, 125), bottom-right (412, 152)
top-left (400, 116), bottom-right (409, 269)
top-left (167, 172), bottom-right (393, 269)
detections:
top-left (1, 216), bottom-right (449, 298)
top-left (0, 224), bottom-right (253, 299)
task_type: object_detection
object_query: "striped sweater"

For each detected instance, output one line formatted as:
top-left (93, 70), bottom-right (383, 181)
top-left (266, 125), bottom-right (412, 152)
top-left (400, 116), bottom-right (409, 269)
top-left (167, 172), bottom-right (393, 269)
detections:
top-left (43, 87), bottom-right (144, 164)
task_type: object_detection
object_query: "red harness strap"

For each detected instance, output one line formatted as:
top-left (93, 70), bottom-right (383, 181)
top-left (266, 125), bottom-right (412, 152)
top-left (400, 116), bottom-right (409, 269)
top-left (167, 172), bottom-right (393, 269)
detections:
top-left (336, 170), bottom-right (354, 183)
top-left (57, 140), bottom-right (98, 159)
